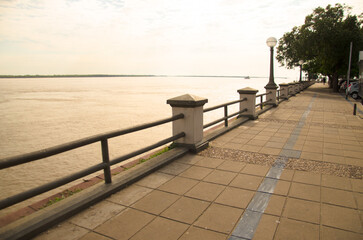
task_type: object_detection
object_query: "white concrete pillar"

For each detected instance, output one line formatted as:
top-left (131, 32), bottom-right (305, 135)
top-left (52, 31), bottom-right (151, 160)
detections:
top-left (265, 88), bottom-right (278, 107)
top-left (279, 83), bottom-right (289, 100)
top-left (289, 83), bottom-right (296, 96)
top-left (237, 87), bottom-right (258, 120)
top-left (167, 94), bottom-right (208, 152)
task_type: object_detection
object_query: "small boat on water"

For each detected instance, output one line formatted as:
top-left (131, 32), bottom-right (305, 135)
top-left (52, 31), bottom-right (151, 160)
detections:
top-left (244, 76), bottom-right (250, 79)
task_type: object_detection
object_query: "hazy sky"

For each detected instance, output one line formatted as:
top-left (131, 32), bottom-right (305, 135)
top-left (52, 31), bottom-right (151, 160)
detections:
top-left (0, 0), bottom-right (362, 79)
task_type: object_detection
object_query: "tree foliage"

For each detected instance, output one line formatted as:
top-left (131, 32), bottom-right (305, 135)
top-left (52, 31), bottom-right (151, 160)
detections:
top-left (276, 4), bottom-right (363, 91)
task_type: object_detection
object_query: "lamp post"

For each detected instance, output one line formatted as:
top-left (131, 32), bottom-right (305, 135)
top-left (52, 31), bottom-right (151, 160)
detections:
top-left (265, 37), bottom-right (278, 89)
top-left (299, 60), bottom-right (304, 82)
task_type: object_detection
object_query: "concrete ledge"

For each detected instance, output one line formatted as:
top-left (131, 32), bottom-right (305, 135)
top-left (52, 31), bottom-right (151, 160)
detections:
top-left (0, 147), bottom-right (189, 240)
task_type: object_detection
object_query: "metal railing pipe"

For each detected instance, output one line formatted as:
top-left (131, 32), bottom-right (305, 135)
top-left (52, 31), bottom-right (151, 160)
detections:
top-left (110, 132), bottom-right (185, 166)
top-left (0, 162), bottom-right (107, 210)
top-left (203, 98), bottom-right (246, 113)
top-left (0, 114), bottom-right (184, 170)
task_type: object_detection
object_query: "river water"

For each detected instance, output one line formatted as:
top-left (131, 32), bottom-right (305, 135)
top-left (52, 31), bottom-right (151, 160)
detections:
top-left (0, 76), bottom-right (290, 215)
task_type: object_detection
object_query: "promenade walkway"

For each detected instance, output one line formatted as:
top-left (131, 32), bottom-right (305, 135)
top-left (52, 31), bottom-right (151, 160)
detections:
top-left (35, 83), bottom-right (362, 240)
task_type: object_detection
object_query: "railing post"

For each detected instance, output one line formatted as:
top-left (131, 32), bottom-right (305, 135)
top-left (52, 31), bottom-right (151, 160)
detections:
top-left (279, 83), bottom-right (289, 100)
top-left (265, 88), bottom-right (278, 107)
top-left (101, 139), bottom-right (112, 184)
top-left (289, 82), bottom-right (296, 96)
top-left (224, 106), bottom-right (228, 127)
top-left (237, 87), bottom-right (258, 120)
top-left (260, 95), bottom-right (263, 109)
top-left (295, 82), bottom-right (300, 94)
top-left (167, 94), bottom-right (208, 153)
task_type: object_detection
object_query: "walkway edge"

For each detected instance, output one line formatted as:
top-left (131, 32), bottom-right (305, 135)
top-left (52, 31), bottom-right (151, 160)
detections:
top-left (0, 147), bottom-right (189, 240)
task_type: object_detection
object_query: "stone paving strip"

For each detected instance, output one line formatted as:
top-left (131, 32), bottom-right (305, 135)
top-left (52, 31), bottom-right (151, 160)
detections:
top-left (34, 84), bottom-right (362, 239)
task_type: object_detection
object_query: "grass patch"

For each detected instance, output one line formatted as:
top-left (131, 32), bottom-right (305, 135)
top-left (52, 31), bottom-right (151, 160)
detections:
top-left (43, 189), bottom-right (82, 208)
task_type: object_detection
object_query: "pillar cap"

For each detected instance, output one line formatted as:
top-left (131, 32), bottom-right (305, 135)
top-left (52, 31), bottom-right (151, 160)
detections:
top-left (279, 83), bottom-right (290, 86)
top-left (237, 87), bottom-right (258, 94)
top-left (167, 94), bottom-right (208, 108)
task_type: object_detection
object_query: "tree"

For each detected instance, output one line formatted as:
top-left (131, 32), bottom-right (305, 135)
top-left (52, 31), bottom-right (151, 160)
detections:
top-left (276, 4), bottom-right (363, 91)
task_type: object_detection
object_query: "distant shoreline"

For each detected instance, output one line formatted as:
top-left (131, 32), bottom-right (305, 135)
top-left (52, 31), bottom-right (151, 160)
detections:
top-left (0, 74), bottom-right (287, 79)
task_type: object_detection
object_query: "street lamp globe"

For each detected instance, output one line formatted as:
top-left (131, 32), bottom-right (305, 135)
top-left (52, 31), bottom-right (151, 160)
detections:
top-left (266, 37), bottom-right (277, 48)
top-left (299, 60), bottom-right (304, 65)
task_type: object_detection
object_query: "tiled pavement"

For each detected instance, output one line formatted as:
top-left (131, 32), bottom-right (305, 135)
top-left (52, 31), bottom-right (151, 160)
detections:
top-left (35, 84), bottom-right (362, 240)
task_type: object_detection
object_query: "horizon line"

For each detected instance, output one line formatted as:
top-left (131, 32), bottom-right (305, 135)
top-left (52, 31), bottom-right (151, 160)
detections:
top-left (0, 74), bottom-right (288, 79)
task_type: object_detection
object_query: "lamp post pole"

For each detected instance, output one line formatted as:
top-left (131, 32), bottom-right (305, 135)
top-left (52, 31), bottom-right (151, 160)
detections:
top-left (265, 37), bottom-right (278, 107)
top-left (265, 37), bottom-right (278, 89)
top-left (299, 60), bottom-right (304, 82)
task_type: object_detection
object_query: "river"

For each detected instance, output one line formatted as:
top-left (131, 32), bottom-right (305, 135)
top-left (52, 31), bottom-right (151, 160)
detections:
top-left (0, 76), bottom-right (290, 216)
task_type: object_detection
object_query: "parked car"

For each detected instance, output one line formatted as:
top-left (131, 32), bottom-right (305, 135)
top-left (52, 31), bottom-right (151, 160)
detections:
top-left (348, 82), bottom-right (360, 99)
top-left (340, 79), bottom-right (358, 91)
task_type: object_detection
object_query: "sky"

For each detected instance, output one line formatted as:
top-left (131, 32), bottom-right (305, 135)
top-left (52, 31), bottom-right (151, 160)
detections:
top-left (0, 0), bottom-right (362, 79)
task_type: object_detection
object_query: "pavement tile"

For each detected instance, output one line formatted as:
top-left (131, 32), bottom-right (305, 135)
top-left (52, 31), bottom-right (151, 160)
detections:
top-left (269, 136), bottom-right (288, 143)
top-left (158, 176), bottom-right (198, 195)
top-left (179, 226), bottom-right (227, 240)
top-left (324, 142), bottom-right (342, 149)
top-left (321, 174), bottom-right (352, 191)
top-left (259, 147), bottom-right (282, 155)
top-left (322, 154), bottom-right (345, 164)
top-left (275, 218), bottom-right (319, 240)
top-left (135, 172), bottom-right (174, 188)
top-left (289, 182), bottom-right (320, 202)
top-left (293, 170), bottom-right (321, 186)
top-left (282, 198), bottom-right (320, 224)
top-left (323, 148), bottom-right (345, 156)
top-left (304, 141), bottom-right (323, 148)
top-left (215, 187), bottom-right (255, 209)
top-left (252, 214), bottom-right (279, 240)
top-left (264, 195), bottom-right (286, 216)
top-left (217, 161), bottom-right (246, 172)
top-left (176, 154), bottom-right (204, 165)
top-left (68, 201), bottom-right (125, 230)
top-left (194, 157), bottom-right (224, 168)
top-left (179, 166), bottom-right (213, 180)
top-left (95, 208), bottom-right (154, 239)
top-left (130, 217), bottom-right (188, 240)
top-left (279, 169), bottom-right (294, 181)
top-left (107, 185), bottom-right (153, 206)
top-left (240, 144), bottom-right (263, 153)
top-left (161, 197), bottom-right (209, 224)
top-left (321, 204), bottom-right (362, 233)
top-left (229, 174), bottom-right (263, 191)
top-left (344, 150), bottom-right (362, 159)
top-left (34, 222), bottom-right (89, 240)
top-left (240, 164), bottom-right (270, 177)
top-left (131, 190), bottom-right (179, 215)
top-left (158, 162), bottom-right (191, 175)
top-left (302, 145), bottom-right (323, 154)
top-left (273, 180), bottom-right (291, 196)
top-left (341, 144), bottom-right (363, 152)
top-left (351, 179), bottom-right (363, 193)
top-left (195, 203), bottom-right (243, 234)
top-left (248, 139), bottom-right (268, 146)
top-left (354, 192), bottom-right (363, 210)
top-left (265, 141), bottom-right (285, 149)
top-left (320, 226), bottom-right (362, 240)
top-left (300, 151), bottom-right (323, 161)
top-left (79, 232), bottom-right (112, 240)
top-left (203, 169), bottom-right (238, 185)
top-left (185, 182), bottom-right (225, 202)
top-left (321, 187), bottom-right (356, 208)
